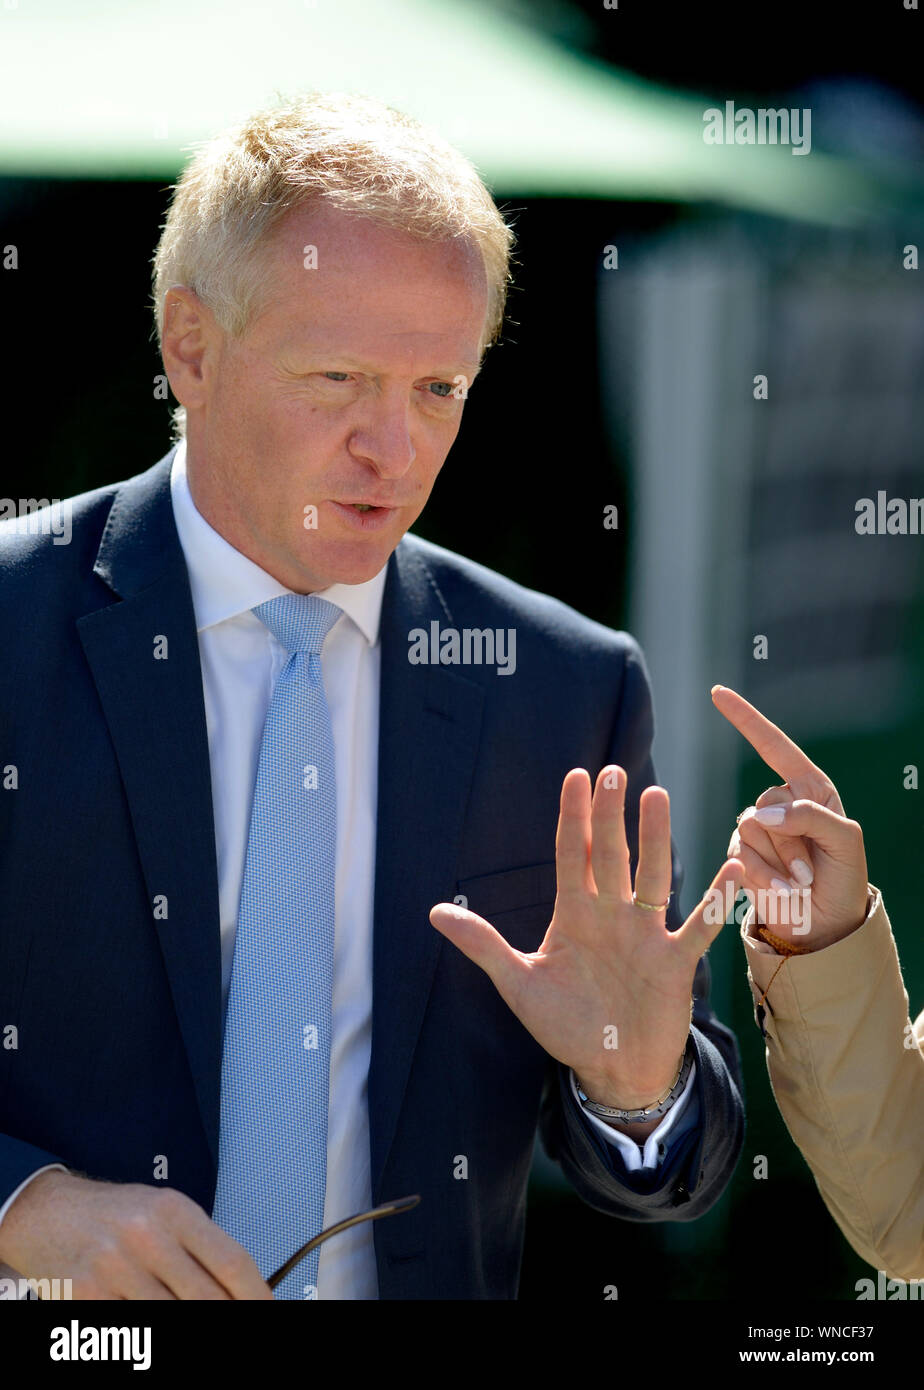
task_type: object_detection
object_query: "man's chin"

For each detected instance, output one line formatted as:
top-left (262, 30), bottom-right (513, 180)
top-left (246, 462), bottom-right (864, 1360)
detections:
top-left (290, 536), bottom-right (398, 591)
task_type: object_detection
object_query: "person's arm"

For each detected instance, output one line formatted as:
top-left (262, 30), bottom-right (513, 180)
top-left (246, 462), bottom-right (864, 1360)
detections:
top-left (743, 888), bottom-right (924, 1281)
top-left (569, 1062), bottom-right (700, 1172)
top-left (713, 685), bottom-right (924, 1280)
top-left (539, 946), bottom-right (743, 1217)
top-left (563, 645), bottom-right (743, 1210)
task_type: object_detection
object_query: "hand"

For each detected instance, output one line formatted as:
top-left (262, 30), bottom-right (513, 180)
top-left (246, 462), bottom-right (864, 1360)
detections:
top-left (0, 1169), bottom-right (274, 1299)
top-left (712, 685), bottom-right (870, 951)
top-left (430, 765), bottom-right (743, 1118)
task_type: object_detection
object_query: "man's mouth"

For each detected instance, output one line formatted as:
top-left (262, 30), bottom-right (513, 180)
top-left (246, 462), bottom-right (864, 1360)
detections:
top-left (339, 501), bottom-right (394, 512)
top-left (327, 499), bottom-right (398, 530)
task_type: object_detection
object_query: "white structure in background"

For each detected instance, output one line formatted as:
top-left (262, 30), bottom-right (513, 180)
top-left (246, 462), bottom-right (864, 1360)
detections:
top-left (599, 219), bottom-right (923, 901)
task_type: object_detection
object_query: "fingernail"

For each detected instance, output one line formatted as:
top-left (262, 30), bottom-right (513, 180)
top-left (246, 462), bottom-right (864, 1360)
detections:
top-left (770, 877), bottom-right (795, 895)
top-left (789, 858), bottom-right (814, 886)
top-left (755, 807), bottom-right (786, 826)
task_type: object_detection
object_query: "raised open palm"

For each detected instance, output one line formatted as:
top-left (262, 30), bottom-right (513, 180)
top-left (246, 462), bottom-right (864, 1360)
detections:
top-left (430, 763), bottom-right (743, 1110)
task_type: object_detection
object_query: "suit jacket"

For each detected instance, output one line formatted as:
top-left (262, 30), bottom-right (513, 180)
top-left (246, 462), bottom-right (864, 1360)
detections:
top-left (0, 449), bottom-right (744, 1298)
top-left (742, 890), bottom-right (924, 1282)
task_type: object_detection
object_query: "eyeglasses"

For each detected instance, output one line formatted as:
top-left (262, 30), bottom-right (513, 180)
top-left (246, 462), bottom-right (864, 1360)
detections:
top-left (268, 1194), bottom-right (421, 1291)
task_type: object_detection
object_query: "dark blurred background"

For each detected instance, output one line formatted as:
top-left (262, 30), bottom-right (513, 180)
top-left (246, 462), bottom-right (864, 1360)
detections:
top-left (1, 0), bottom-right (922, 1300)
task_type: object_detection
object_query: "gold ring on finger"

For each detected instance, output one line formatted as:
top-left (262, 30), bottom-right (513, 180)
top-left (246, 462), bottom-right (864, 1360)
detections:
top-left (633, 891), bottom-right (672, 912)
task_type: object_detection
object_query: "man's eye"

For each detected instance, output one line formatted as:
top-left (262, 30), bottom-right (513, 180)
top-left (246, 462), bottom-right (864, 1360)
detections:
top-left (428, 382), bottom-right (453, 398)
top-left (322, 372), bottom-right (350, 381)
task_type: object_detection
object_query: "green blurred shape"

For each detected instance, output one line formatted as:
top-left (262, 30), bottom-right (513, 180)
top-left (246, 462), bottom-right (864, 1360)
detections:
top-left (0, 0), bottom-right (890, 221)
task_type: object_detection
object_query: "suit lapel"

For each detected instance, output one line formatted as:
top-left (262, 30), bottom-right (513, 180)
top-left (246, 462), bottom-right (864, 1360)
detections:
top-left (76, 452), bottom-right (223, 1169)
top-left (368, 539), bottom-right (485, 1203)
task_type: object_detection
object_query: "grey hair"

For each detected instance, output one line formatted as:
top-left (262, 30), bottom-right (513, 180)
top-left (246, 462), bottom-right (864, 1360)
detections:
top-left (151, 90), bottom-right (516, 440)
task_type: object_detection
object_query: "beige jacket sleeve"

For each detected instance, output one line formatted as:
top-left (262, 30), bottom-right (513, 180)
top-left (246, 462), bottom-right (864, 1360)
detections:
top-left (741, 886), bottom-right (924, 1280)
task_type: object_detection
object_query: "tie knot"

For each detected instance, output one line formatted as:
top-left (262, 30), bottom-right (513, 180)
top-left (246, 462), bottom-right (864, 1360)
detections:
top-left (254, 593), bottom-right (341, 655)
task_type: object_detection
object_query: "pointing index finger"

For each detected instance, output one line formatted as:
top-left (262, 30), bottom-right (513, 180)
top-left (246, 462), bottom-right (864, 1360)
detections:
top-left (710, 685), bottom-right (824, 789)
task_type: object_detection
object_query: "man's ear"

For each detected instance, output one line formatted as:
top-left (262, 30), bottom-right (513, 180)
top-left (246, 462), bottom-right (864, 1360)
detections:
top-left (161, 286), bottom-right (219, 416)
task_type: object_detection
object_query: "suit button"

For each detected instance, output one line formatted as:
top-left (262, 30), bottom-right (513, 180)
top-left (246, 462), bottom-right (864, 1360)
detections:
top-left (672, 1181), bottom-right (690, 1205)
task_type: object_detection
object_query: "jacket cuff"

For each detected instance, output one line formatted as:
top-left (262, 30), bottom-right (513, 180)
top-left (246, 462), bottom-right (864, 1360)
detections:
top-left (741, 884), bottom-right (898, 1028)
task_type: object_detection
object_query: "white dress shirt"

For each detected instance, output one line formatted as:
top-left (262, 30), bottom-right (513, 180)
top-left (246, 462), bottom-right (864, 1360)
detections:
top-left (0, 439), bottom-right (696, 1295)
top-left (171, 441), bottom-right (385, 1299)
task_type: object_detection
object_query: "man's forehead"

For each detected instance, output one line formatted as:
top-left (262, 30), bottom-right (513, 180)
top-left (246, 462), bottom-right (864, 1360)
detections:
top-left (257, 206), bottom-right (488, 367)
top-left (266, 201), bottom-right (485, 283)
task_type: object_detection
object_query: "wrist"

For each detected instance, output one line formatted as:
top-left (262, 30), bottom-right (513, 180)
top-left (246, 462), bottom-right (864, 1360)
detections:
top-left (578, 1074), bottom-right (676, 1110)
top-left (755, 888), bottom-right (874, 955)
top-left (601, 1113), bottom-right (663, 1139)
top-left (0, 1169), bottom-right (68, 1267)
top-left (819, 889), bottom-right (876, 948)
top-left (576, 1040), bottom-right (691, 1115)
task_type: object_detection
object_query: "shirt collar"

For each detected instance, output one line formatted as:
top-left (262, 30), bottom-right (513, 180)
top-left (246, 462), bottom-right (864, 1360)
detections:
top-left (169, 438), bottom-right (387, 646)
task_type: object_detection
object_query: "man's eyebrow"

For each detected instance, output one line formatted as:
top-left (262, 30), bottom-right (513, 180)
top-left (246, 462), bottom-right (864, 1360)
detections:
top-left (280, 351), bottom-right (481, 378)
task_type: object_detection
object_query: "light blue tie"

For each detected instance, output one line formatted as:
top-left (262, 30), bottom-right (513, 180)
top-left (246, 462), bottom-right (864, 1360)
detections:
top-left (212, 593), bottom-right (341, 1301)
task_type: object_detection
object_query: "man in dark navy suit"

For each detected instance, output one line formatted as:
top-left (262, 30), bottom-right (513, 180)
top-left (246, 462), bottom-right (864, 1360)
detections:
top-left (0, 93), bottom-right (745, 1299)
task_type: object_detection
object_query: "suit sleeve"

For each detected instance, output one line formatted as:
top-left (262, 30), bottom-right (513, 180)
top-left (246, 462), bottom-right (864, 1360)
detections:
top-left (538, 634), bottom-right (745, 1218)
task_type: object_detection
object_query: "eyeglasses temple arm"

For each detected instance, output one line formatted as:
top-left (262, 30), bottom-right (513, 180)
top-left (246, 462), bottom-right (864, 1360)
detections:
top-left (268, 1193), bottom-right (421, 1291)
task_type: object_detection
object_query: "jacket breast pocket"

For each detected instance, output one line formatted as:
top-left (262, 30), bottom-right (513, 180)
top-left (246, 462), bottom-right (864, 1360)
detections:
top-left (455, 861), bottom-right (557, 953)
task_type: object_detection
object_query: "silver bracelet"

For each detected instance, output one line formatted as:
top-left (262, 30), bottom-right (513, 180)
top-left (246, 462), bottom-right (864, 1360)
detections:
top-left (575, 1039), bottom-right (695, 1123)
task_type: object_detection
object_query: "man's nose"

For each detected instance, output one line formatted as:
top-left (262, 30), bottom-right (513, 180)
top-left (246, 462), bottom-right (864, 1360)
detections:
top-left (348, 399), bottom-right (416, 478)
